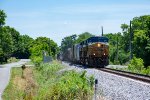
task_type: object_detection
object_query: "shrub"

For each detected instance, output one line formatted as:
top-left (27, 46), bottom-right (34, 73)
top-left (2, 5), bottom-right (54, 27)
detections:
top-left (34, 62), bottom-right (94, 100)
top-left (118, 51), bottom-right (130, 65)
top-left (31, 56), bottom-right (42, 66)
top-left (7, 57), bottom-right (19, 63)
top-left (141, 66), bottom-right (150, 75)
top-left (36, 71), bottom-right (94, 100)
top-left (114, 60), bottom-right (120, 65)
top-left (128, 57), bottom-right (144, 72)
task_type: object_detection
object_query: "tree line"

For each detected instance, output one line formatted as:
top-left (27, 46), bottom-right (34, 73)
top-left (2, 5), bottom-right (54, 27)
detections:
top-left (107, 15), bottom-right (150, 67)
top-left (60, 15), bottom-right (150, 67)
top-left (0, 10), bottom-right (58, 63)
top-left (1, 9), bottom-right (150, 67)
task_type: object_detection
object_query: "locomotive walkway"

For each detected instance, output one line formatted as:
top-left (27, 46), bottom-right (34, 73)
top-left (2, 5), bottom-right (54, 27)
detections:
top-left (0, 59), bottom-right (30, 100)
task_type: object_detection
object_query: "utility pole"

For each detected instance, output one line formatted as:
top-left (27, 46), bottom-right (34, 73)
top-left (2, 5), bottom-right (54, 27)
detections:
top-left (49, 38), bottom-right (51, 56)
top-left (101, 26), bottom-right (103, 36)
top-left (116, 34), bottom-right (118, 62)
top-left (129, 20), bottom-right (133, 60)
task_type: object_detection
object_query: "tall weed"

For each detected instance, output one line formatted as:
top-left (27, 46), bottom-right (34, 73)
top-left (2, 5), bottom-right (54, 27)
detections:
top-left (34, 61), bottom-right (94, 100)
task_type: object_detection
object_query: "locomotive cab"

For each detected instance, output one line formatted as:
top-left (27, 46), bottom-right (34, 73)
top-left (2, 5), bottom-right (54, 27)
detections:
top-left (79, 36), bottom-right (109, 68)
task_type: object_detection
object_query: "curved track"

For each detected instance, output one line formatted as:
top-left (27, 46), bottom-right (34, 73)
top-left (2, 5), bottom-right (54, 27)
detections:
top-left (98, 68), bottom-right (150, 84)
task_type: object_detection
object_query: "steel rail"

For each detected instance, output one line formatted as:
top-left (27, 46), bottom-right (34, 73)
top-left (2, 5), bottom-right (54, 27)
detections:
top-left (98, 68), bottom-right (150, 84)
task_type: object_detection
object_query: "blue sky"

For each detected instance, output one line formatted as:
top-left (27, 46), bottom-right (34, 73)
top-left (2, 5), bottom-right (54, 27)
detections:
top-left (0, 0), bottom-right (150, 45)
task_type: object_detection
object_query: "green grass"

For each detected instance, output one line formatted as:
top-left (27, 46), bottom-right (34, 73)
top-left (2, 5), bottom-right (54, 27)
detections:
top-left (2, 67), bottom-right (25, 100)
top-left (34, 70), bottom-right (94, 100)
top-left (2, 61), bottom-right (94, 100)
top-left (34, 61), bottom-right (94, 100)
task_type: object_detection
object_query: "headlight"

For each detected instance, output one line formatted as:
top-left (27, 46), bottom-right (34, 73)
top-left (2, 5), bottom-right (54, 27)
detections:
top-left (97, 43), bottom-right (101, 47)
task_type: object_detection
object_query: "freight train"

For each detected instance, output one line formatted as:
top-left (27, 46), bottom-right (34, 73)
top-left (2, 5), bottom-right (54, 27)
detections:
top-left (60, 36), bottom-right (109, 68)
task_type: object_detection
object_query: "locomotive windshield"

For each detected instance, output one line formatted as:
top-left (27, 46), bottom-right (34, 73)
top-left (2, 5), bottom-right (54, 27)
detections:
top-left (87, 36), bottom-right (108, 43)
top-left (79, 36), bottom-right (108, 45)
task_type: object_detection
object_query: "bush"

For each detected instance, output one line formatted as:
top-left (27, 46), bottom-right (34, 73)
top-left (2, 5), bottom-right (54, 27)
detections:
top-left (7, 57), bottom-right (19, 63)
top-left (118, 51), bottom-right (130, 65)
top-left (31, 56), bottom-right (42, 66)
top-left (128, 57), bottom-right (144, 72)
top-left (36, 71), bottom-right (94, 100)
top-left (114, 60), bottom-right (120, 65)
top-left (34, 62), bottom-right (94, 100)
top-left (141, 66), bottom-right (150, 75)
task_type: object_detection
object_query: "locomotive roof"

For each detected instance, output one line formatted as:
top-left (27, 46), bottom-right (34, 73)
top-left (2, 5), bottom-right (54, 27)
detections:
top-left (80, 36), bottom-right (108, 45)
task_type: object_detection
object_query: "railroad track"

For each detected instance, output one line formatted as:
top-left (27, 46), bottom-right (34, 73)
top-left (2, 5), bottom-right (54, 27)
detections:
top-left (98, 68), bottom-right (150, 84)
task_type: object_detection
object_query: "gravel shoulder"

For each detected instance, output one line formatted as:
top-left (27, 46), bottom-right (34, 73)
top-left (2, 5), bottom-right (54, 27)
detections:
top-left (62, 62), bottom-right (150, 100)
top-left (106, 65), bottom-right (128, 69)
top-left (0, 59), bottom-right (30, 100)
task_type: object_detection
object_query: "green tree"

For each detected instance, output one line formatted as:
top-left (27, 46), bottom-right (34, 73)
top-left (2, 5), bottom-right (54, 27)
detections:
top-left (30, 37), bottom-right (58, 63)
top-left (0, 27), bottom-right (13, 62)
top-left (105, 33), bottom-right (129, 64)
top-left (0, 26), bottom-right (33, 60)
top-left (121, 23), bottom-right (130, 52)
top-left (0, 10), bottom-right (7, 62)
top-left (14, 35), bottom-right (34, 58)
top-left (121, 23), bottom-right (128, 32)
top-left (60, 32), bottom-right (93, 56)
top-left (132, 15), bottom-right (150, 67)
top-left (61, 34), bottom-right (77, 53)
top-left (75, 32), bottom-right (93, 44)
top-left (0, 10), bottom-right (6, 26)
top-left (2, 26), bottom-right (20, 54)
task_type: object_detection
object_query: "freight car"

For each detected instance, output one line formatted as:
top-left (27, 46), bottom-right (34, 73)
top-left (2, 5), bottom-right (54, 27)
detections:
top-left (62, 36), bottom-right (109, 68)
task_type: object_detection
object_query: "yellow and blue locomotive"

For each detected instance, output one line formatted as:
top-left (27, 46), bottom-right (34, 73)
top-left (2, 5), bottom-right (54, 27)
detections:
top-left (62, 36), bottom-right (109, 68)
top-left (79, 36), bottom-right (109, 67)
